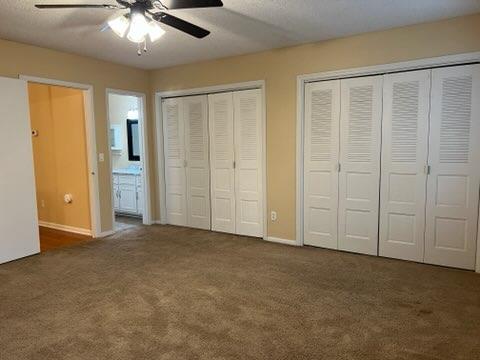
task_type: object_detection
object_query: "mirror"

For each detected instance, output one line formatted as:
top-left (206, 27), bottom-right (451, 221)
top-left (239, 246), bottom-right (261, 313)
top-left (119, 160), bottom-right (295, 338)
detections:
top-left (127, 119), bottom-right (140, 161)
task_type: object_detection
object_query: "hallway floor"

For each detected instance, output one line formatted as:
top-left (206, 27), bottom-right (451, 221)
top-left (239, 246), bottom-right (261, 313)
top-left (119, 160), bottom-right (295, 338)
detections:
top-left (39, 226), bottom-right (92, 252)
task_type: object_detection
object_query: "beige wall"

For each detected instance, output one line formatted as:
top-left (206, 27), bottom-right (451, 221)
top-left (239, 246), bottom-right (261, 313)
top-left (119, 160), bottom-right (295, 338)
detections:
top-left (2, 13), bottom-right (480, 238)
top-left (151, 13), bottom-right (480, 241)
top-left (29, 83), bottom-right (91, 230)
top-left (0, 38), bottom-right (151, 233)
top-left (108, 93), bottom-right (140, 170)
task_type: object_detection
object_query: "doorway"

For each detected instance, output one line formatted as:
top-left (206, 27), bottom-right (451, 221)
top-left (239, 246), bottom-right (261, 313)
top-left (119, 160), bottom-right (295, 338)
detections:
top-left (107, 90), bottom-right (150, 232)
top-left (27, 82), bottom-right (94, 251)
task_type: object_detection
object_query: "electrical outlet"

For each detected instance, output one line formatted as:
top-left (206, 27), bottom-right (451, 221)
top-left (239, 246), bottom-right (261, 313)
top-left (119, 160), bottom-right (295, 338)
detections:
top-left (98, 153), bottom-right (105, 162)
top-left (41, 200), bottom-right (45, 208)
top-left (271, 211), bottom-right (277, 222)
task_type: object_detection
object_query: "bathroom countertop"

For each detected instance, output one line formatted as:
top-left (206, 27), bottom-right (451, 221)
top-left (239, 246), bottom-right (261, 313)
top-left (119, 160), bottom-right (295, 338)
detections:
top-left (112, 168), bottom-right (142, 175)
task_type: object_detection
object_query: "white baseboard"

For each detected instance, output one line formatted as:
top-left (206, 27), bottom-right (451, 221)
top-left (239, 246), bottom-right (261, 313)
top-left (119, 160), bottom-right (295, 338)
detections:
top-left (153, 220), bottom-right (167, 225)
top-left (38, 221), bottom-right (91, 236)
top-left (265, 236), bottom-right (299, 246)
top-left (96, 229), bottom-right (115, 238)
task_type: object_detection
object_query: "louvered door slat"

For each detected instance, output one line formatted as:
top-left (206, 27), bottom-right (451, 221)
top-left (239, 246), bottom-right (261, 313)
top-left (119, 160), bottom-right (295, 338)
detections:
top-left (209, 92), bottom-right (235, 233)
top-left (304, 80), bottom-right (340, 249)
top-left (338, 76), bottom-right (383, 255)
top-left (424, 64), bottom-right (480, 270)
top-left (163, 97), bottom-right (187, 226)
top-left (184, 95), bottom-right (210, 230)
top-left (379, 70), bottom-right (431, 262)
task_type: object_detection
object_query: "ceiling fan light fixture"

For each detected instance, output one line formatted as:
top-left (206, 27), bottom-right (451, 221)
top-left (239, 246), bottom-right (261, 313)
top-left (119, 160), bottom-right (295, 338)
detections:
top-left (148, 22), bottom-right (166, 43)
top-left (108, 14), bottom-right (129, 38)
top-left (127, 12), bottom-right (149, 43)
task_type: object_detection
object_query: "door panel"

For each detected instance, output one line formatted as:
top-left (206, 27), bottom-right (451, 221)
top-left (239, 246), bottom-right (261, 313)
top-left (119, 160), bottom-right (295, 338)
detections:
top-left (163, 97), bottom-right (187, 226)
top-left (303, 80), bottom-right (340, 249)
top-left (0, 77), bottom-right (40, 264)
top-left (425, 64), bottom-right (480, 270)
top-left (379, 70), bottom-right (431, 262)
top-left (209, 92), bottom-right (236, 233)
top-left (338, 76), bottom-right (383, 255)
top-left (184, 95), bottom-right (210, 230)
top-left (234, 89), bottom-right (263, 237)
top-left (119, 184), bottom-right (137, 213)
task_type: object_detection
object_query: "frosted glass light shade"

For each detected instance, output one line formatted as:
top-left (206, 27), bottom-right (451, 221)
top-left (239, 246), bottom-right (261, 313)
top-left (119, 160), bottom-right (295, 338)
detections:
top-left (127, 13), bottom-right (149, 43)
top-left (148, 22), bottom-right (165, 42)
top-left (108, 15), bottom-right (129, 38)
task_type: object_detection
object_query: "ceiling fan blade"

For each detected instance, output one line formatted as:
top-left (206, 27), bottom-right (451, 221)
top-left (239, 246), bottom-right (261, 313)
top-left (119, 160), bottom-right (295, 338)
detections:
top-left (161, 0), bottom-right (223, 10)
top-left (154, 13), bottom-right (210, 38)
top-left (35, 4), bottom-right (119, 9)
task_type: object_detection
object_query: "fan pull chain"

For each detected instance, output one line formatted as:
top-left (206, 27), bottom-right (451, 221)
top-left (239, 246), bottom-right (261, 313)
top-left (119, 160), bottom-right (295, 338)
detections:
top-left (136, 40), bottom-right (148, 56)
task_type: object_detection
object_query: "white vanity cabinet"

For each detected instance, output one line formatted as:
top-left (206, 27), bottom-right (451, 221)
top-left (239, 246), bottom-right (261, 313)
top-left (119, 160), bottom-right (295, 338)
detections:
top-left (113, 173), bottom-right (143, 215)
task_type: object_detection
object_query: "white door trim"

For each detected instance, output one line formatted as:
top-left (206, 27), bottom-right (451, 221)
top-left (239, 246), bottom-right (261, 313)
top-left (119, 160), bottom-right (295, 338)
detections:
top-left (155, 80), bottom-right (267, 239)
top-left (19, 75), bottom-right (102, 238)
top-left (296, 52), bottom-right (480, 273)
top-left (106, 88), bottom-right (152, 227)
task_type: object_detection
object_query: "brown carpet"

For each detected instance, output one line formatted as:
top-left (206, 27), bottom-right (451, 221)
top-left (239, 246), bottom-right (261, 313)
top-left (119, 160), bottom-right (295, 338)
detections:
top-left (0, 225), bottom-right (479, 360)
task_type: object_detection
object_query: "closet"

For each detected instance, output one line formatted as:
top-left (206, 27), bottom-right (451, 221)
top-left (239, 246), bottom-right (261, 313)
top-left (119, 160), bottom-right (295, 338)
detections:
top-left (163, 95), bottom-right (210, 230)
top-left (163, 88), bottom-right (263, 237)
top-left (304, 63), bottom-right (480, 270)
top-left (304, 76), bottom-right (382, 255)
top-left (380, 65), bottom-right (480, 270)
top-left (209, 89), bottom-right (263, 237)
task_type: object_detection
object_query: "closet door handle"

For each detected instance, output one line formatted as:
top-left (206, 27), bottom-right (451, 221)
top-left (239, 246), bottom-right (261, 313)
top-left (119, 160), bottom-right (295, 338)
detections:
top-left (424, 165), bottom-right (431, 175)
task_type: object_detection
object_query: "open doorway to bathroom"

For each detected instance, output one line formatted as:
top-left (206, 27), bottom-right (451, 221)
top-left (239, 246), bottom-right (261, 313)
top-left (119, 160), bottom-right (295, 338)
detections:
top-left (107, 90), bottom-right (149, 232)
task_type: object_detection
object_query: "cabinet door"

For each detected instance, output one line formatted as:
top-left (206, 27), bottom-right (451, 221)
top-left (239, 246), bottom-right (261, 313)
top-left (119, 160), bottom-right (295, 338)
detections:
top-left (379, 70), bottom-right (430, 262)
top-left (338, 76), bottom-right (383, 255)
top-left (303, 80), bottom-right (340, 249)
top-left (209, 92), bottom-right (236, 233)
top-left (425, 64), bottom-right (480, 270)
top-left (113, 184), bottom-right (120, 210)
top-left (163, 97), bottom-right (187, 226)
top-left (234, 89), bottom-right (263, 237)
top-left (119, 184), bottom-right (137, 213)
top-left (137, 188), bottom-right (143, 216)
top-left (184, 95), bottom-right (210, 230)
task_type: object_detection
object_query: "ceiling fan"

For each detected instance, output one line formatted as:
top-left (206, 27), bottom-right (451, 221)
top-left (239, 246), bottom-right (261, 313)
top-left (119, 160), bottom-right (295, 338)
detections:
top-left (35, 0), bottom-right (223, 55)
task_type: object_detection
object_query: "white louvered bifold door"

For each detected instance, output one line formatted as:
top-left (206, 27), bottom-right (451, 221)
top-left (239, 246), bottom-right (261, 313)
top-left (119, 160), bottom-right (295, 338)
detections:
top-left (184, 95), bottom-right (210, 230)
top-left (379, 70), bottom-right (431, 262)
top-left (338, 76), bottom-right (383, 255)
top-left (234, 89), bottom-right (263, 237)
top-left (209, 92), bottom-right (236, 233)
top-left (163, 97), bottom-right (187, 226)
top-left (424, 64), bottom-right (480, 270)
top-left (304, 80), bottom-right (340, 249)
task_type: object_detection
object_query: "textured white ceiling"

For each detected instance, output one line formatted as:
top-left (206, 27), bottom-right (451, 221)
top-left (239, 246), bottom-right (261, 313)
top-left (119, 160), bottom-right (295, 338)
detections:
top-left (1, 0), bottom-right (480, 70)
